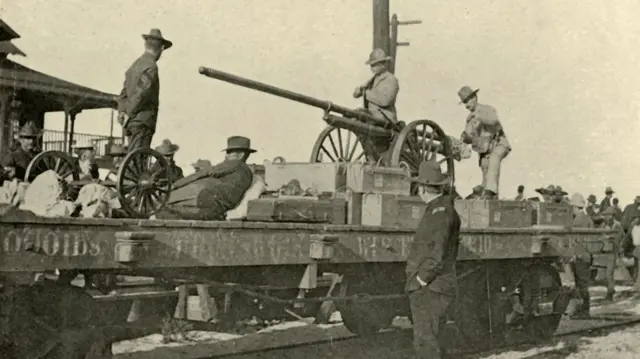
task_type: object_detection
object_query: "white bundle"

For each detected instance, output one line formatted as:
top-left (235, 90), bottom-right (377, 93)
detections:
top-left (75, 183), bottom-right (122, 218)
top-left (20, 170), bottom-right (76, 217)
top-left (227, 175), bottom-right (267, 220)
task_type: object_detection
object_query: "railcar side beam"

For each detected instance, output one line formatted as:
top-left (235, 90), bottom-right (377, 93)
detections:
top-left (0, 215), bottom-right (614, 272)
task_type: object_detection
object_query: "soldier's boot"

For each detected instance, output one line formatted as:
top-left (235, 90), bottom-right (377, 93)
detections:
top-left (604, 291), bottom-right (615, 302)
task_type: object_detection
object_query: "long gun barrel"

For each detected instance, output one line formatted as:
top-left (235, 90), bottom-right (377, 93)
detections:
top-left (198, 67), bottom-right (384, 126)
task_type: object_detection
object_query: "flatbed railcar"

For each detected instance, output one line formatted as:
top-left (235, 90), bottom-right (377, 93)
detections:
top-left (0, 208), bottom-right (615, 353)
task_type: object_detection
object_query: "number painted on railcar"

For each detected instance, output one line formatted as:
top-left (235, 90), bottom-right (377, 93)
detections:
top-left (1, 228), bottom-right (102, 257)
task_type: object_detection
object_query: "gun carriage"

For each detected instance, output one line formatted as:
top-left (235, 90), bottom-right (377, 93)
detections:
top-left (198, 66), bottom-right (462, 195)
top-left (23, 147), bottom-right (173, 218)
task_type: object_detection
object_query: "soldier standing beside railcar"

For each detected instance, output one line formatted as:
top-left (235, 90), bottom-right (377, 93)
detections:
top-left (566, 193), bottom-right (594, 318)
top-left (117, 29), bottom-right (172, 152)
top-left (600, 206), bottom-right (623, 301)
top-left (405, 160), bottom-right (461, 359)
top-left (458, 86), bottom-right (511, 199)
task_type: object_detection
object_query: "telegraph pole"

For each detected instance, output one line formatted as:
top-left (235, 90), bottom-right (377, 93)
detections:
top-left (372, 0), bottom-right (421, 75)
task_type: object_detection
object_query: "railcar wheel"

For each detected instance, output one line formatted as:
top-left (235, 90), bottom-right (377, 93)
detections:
top-left (24, 150), bottom-right (78, 183)
top-left (388, 120), bottom-right (455, 195)
top-left (117, 148), bottom-right (172, 218)
top-left (310, 125), bottom-right (374, 163)
top-left (334, 267), bottom-right (404, 336)
top-left (518, 262), bottom-right (565, 340)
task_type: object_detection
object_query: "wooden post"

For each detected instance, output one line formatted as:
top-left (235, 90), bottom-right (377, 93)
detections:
top-left (196, 284), bottom-right (216, 321)
top-left (372, 0), bottom-right (391, 55)
top-left (174, 285), bottom-right (189, 319)
top-left (63, 112), bottom-right (69, 151)
top-left (0, 90), bottom-right (11, 157)
top-left (68, 112), bottom-right (76, 153)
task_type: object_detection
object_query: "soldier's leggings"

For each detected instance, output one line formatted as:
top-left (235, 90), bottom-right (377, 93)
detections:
top-left (126, 123), bottom-right (155, 152)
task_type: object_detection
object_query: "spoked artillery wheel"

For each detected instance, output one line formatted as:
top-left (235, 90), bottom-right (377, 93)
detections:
top-left (310, 125), bottom-right (378, 163)
top-left (117, 148), bottom-right (172, 218)
top-left (388, 119), bottom-right (456, 194)
top-left (24, 151), bottom-right (79, 183)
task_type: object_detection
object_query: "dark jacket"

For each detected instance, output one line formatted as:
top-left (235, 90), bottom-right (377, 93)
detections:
top-left (168, 159), bottom-right (253, 214)
top-left (1, 146), bottom-right (37, 181)
top-left (599, 196), bottom-right (612, 213)
top-left (621, 203), bottom-right (640, 232)
top-left (118, 52), bottom-right (160, 131)
top-left (405, 195), bottom-right (461, 296)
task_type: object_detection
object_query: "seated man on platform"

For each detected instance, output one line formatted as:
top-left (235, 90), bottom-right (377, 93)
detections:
top-left (1, 122), bottom-right (40, 183)
top-left (352, 48), bottom-right (400, 127)
top-left (153, 139), bottom-right (184, 183)
top-left (104, 144), bottom-right (128, 181)
top-left (155, 136), bottom-right (256, 220)
top-left (74, 145), bottom-right (100, 181)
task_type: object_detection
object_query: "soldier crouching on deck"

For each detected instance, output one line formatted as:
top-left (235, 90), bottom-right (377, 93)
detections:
top-left (405, 160), bottom-right (461, 359)
top-left (458, 86), bottom-right (511, 199)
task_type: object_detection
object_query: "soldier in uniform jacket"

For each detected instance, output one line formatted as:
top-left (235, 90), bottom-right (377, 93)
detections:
top-left (458, 86), bottom-right (511, 199)
top-left (566, 193), bottom-right (594, 318)
top-left (156, 136), bottom-right (256, 221)
top-left (405, 160), bottom-right (461, 359)
top-left (117, 29), bottom-right (172, 152)
top-left (600, 206), bottom-right (623, 301)
top-left (353, 48), bottom-right (400, 125)
top-left (153, 139), bottom-right (184, 183)
top-left (1, 122), bottom-right (40, 182)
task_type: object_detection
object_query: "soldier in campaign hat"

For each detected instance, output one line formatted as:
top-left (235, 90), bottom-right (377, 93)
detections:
top-left (1, 121), bottom-right (41, 182)
top-left (73, 145), bottom-right (100, 181)
top-left (600, 186), bottom-right (615, 213)
top-left (154, 139), bottom-right (184, 183)
top-left (157, 136), bottom-right (257, 221)
top-left (117, 28), bottom-right (172, 153)
top-left (353, 48), bottom-right (400, 125)
top-left (405, 159), bottom-right (461, 359)
top-left (600, 206), bottom-right (623, 301)
top-left (458, 86), bottom-right (511, 199)
top-left (104, 143), bottom-right (128, 181)
top-left (566, 192), bottom-right (595, 318)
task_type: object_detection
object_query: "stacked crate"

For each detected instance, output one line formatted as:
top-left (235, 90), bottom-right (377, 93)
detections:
top-left (245, 161), bottom-right (348, 224)
top-left (454, 200), bottom-right (532, 229)
top-left (345, 163), bottom-right (419, 228)
top-left (530, 202), bottom-right (573, 227)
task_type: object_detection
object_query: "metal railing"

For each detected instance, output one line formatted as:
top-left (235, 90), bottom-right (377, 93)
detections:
top-left (41, 130), bottom-right (123, 157)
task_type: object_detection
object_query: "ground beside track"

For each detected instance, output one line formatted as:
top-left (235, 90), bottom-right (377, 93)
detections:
top-left (112, 285), bottom-right (640, 358)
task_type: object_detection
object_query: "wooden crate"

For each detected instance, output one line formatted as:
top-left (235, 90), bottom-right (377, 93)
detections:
top-left (360, 194), bottom-right (426, 229)
top-left (531, 202), bottom-right (572, 227)
top-left (338, 191), bottom-right (363, 225)
top-left (455, 200), bottom-right (532, 228)
top-left (346, 163), bottom-right (410, 195)
top-left (264, 162), bottom-right (346, 193)
top-left (246, 197), bottom-right (346, 224)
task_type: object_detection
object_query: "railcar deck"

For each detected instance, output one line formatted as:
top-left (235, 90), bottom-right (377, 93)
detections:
top-left (0, 209), bottom-right (614, 272)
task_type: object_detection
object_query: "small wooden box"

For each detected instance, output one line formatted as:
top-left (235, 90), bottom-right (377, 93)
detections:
top-left (532, 202), bottom-right (572, 227)
top-left (360, 194), bottom-right (426, 229)
top-left (264, 162), bottom-right (347, 193)
top-left (455, 200), bottom-right (531, 228)
top-left (346, 164), bottom-right (410, 195)
top-left (247, 197), bottom-right (346, 224)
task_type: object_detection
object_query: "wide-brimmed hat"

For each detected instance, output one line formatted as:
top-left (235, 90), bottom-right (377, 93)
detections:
top-left (222, 136), bottom-right (256, 153)
top-left (569, 193), bottom-right (586, 208)
top-left (192, 159), bottom-right (213, 171)
top-left (408, 160), bottom-right (449, 186)
top-left (73, 145), bottom-right (95, 155)
top-left (634, 196), bottom-right (640, 204)
top-left (605, 186), bottom-right (614, 194)
top-left (458, 86), bottom-right (479, 104)
top-left (587, 194), bottom-right (597, 203)
top-left (601, 207), bottom-right (617, 216)
top-left (18, 122), bottom-right (41, 138)
top-left (142, 28), bottom-right (173, 50)
top-left (554, 185), bottom-right (568, 196)
top-left (365, 48), bottom-right (392, 65)
top-left (472, 185), bottom-right (484, 193)
top-left (108, 144), bottom-right (127, 156)
top-left (155, 139), bottom-right (180, 155)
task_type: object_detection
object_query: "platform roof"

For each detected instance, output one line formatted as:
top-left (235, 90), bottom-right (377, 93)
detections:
top-left (0, 41), bottom-right (26, 57)
top-left (0, 19), bottom-right (20, 42)
top-left (0, 58), bottom-right (118, 112)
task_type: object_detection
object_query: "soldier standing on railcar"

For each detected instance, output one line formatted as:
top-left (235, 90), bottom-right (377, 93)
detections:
top-left (566, 193), bottom-right (594, 318)
top-left (458, 86), bottom-right (511, 199)
top-left (405, 160), bottom-right (461, 359)
top-left (117, 28), bottom-right (172, 152)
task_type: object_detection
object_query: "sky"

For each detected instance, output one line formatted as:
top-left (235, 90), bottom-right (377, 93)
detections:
top-left (1, 0), bottom-right (639, 203)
